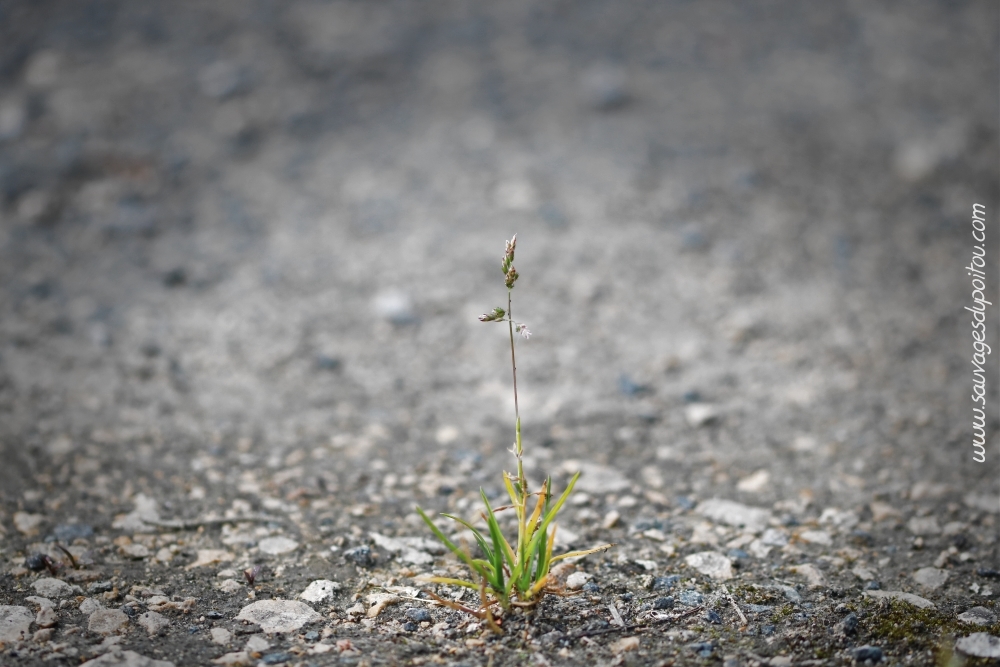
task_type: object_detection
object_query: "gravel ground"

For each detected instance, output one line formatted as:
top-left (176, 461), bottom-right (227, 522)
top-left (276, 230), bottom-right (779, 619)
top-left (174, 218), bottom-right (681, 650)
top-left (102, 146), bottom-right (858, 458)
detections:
top-left (1, 2), bottom-right (998, 666)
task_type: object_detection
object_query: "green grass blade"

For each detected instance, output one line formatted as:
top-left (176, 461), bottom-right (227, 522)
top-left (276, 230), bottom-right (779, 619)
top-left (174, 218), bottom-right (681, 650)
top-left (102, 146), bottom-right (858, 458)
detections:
top-left (417, 506), bottom-right (489, 581)
top-left (524, 472), bottom-right (579, 560)
top-left (479, 490), bottom-right (511, 593)
top-left (440, 513), bottom-right (494, 562)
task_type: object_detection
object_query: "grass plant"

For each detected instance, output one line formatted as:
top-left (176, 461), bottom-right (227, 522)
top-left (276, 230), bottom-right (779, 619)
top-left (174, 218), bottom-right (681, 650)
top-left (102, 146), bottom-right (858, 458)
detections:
top-left (416, 235), bottom-right (613, 633)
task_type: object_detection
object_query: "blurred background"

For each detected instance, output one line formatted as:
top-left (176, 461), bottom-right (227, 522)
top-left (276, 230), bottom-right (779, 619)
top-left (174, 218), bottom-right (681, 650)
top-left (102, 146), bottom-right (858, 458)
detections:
top-left (0, 1), bottom-right (997, 518)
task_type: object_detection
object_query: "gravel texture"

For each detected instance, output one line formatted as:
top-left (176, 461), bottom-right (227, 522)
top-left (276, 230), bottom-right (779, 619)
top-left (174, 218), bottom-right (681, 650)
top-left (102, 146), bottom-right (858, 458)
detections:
top-left (0, 2), bottom-right (998, 666)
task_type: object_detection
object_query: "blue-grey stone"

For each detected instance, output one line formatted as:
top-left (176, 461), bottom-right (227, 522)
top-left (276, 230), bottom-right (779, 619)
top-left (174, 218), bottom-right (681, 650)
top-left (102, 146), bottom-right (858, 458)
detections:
top-left (406, 608), bottom-right (432, 623)
top-left (852, 646), bottom-right (883, 664)
top-left (652, 575), bottom-right (679, 591)
top-left (678, 590), bottom-right (704, 606)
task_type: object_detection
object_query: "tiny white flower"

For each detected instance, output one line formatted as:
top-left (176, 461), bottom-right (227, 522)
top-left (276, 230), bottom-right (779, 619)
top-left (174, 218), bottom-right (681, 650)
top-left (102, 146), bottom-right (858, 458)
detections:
top-left (516, 323), bottom-right (531, 339)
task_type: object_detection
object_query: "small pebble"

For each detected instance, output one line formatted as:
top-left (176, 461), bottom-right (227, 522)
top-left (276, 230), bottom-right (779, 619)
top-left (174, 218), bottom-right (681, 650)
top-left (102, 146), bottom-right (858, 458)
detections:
top-left (79, 598), bottom-right (104, 615)
top-left (24, 554), bottom-right (50, 572)
top-left (31, 578), bottom-right (75, 598)
top-left (300, 579), bottom-right (340, 602)
top-left (88, 581), bottom-right (114, 594)
top-left (402, 622), bottom-right (418, 632)
top-left (912, 566), bottom-right (948, 591)
top-left (852, 645), bottom-right (884, 664)
top-left (684, 551), bottom-right (733, 580)
top-left (210, 628), bottom-right (232, 645)
top-left (565, 572), bottom-right (592, 591)
top-left (678, 590), bottom-right (704, 606)
top-left (262, 652), bottom-right (293, 665)
top-left (34, 607), bottom-right (58, 628)
top-left (761, 624), bottom-right (776, 636)
top-left (344, 546), bottom-right (375, 568)
top-left (704, 609), bottom-right (722, 624)
top-left (582, 581), bottom-right (600, 594)
top-left (236, 600), bottom-right (321, 633)
top-left (865, 580), bottom-right (881, 590)
top-left (652, 575), bottom-right (679, 591)
top-left (958, 607), bottom-right (997, 626)
top-left (137, 611), bottom-right (169, 636)
top-left (406, 608), bottom-right (432, 623)
top-left (258, 537), bottom-right (299, 556)
top-left (840, 612), bottom-right (859, 634)
top-left (955, 632), bottom-right (1000, 659)
top-left (653, 596), bottom-right (674, 610)
top-left (88, 608), bottom-right (129, 635)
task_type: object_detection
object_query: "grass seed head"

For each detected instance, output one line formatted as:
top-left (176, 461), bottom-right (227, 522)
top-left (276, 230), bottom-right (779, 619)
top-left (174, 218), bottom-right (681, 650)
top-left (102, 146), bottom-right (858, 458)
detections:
top-left (479, 307), bottom-right (506, 322)
top-left (504, 266), bottom-right (519, 289)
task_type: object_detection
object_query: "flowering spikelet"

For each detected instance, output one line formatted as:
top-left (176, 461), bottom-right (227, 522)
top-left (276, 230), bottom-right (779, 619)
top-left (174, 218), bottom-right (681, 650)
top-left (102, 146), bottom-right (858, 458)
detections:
top-left (479, 307), bottom-right (506, 322)
top-left (502, 234), bottom-right (517, 273)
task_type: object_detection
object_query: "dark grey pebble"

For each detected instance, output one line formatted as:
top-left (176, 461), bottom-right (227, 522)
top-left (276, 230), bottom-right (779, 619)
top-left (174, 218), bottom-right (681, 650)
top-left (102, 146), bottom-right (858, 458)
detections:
top-left (678, 590), bottom-right (704, 606)
top-left (405, 608), bottom-right (432, 623)
top-left (864, 580), bottom-right (881, 590)
top-left (344, 546), bottom-right (375, 568)
top-left (852, 646), bottom-right (883, 664)
top-left (88, 581), bottom-right (114, 594)
top-left (840, 612), bottom-right (858, 635)
top-left (653, 575), bottom-right (680, 591)
top-left (761, 625), bottom-right (775, 636)
top-left (303, 630), bottom-right (319, 642)
top-left (581, 581), bottom-right (600, 594)
top-left (653, 596), bottom-right (674, 610)
top-left (402, 622), bottom-right (418, 632)
top-left (976, 567), bottom-right (1000, 579)
top-left (206, 611), bottom-right (224, 620)
top-left (24, 553), bottom-right (50, 571)
top-left (262, 652), bottom-right (292, 665)
top-left (704, 609), bottom-right (722, 624)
